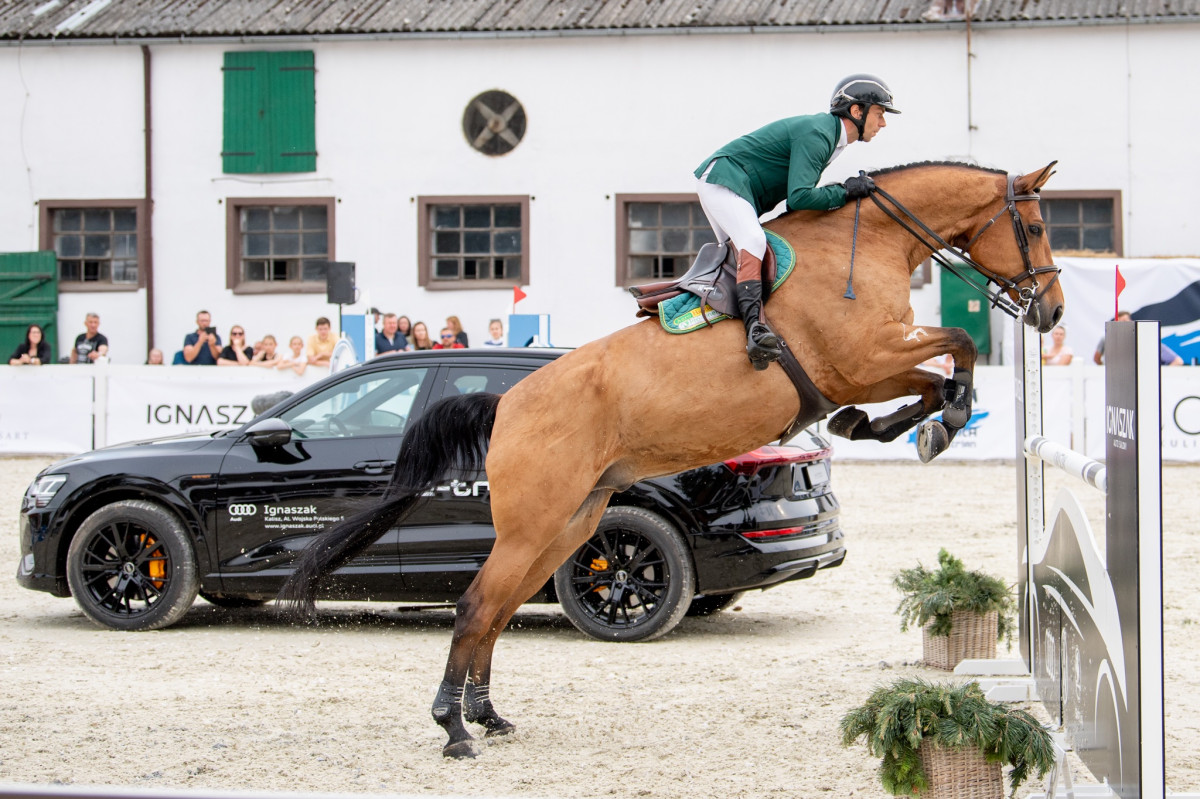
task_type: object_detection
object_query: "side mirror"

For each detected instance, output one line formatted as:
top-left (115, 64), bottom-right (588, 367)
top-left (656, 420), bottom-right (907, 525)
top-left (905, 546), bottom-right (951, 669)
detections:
top-left (241, 417), bottom-right (292, 447)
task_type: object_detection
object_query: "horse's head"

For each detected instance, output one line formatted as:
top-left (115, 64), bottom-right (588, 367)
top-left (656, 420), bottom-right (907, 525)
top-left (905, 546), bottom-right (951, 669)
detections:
top-left (959, 162), bottom-right (1064, 333)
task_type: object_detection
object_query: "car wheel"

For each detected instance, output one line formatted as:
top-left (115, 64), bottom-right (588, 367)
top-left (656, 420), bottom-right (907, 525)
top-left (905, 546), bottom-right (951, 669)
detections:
top-left (66, 500), bottom-right (199, 631)
top-left (686, 591), bottom-right (746, 617)
top-left (199, 591), bottom-right (269, 609)
top-left (553, 506), bottom-right (695, 642)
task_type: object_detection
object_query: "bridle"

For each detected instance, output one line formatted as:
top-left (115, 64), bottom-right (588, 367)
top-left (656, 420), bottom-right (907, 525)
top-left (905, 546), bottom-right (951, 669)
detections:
top-left (862, 173), bottom-right (1061, 325)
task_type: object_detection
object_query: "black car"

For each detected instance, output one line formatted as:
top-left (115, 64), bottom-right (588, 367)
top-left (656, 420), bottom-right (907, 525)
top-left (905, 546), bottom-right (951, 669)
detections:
top-left (17, 348), bottom-right (844, 641)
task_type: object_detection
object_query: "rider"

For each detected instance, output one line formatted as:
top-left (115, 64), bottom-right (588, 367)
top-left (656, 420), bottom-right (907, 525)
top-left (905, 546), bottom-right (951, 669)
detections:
top-left (694, 74), bottom-right (900, 370)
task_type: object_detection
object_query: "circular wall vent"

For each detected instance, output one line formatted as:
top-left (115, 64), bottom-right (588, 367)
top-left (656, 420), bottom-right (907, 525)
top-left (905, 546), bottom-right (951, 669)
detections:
top-left (462, 90), bottom-right (527, 156)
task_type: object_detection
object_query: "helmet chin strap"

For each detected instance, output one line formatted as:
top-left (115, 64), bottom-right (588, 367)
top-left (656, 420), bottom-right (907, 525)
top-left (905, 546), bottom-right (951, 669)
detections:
top-left (850, 104), bottom-right (868, 141)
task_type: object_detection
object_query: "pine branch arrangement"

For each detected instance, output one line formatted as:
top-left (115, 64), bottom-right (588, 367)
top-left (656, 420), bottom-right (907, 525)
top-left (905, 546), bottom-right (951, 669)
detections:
top-left (840, 678), bottom-right (1056, 797)
top-left (894, 548), bottom-right (1015, 642)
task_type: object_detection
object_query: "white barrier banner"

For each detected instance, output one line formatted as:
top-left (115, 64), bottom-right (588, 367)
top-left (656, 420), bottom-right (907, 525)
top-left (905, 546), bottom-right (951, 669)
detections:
top-left (105, 367), bottom-right (322, 446)
top-left (0, 368), bottom-right (94, 454)
top-left (822, 366), bottom-right (1017, 461)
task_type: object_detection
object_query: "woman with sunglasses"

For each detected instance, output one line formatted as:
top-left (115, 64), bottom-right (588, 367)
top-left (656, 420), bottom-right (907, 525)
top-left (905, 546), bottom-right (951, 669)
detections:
top-left (217, 325), bottom-right (254, 365)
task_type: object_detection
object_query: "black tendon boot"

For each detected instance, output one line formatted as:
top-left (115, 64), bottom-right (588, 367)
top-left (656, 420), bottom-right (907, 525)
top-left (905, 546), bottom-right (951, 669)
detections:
top-left (735, 279), bottom-right (781, 370)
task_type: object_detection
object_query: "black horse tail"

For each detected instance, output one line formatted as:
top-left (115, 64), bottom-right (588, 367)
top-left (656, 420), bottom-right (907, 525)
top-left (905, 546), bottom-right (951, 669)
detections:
top-left (276, 391), bottom-right (502, 618)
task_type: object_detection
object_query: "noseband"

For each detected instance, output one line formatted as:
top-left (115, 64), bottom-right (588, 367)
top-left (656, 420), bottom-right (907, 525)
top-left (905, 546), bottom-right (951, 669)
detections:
top-left (865, 174), bottom-right (1061, 321)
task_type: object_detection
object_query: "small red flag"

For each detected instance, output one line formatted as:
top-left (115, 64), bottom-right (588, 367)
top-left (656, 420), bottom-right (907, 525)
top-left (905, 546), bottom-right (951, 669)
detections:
top-left (513, 286), bottom-right (528, 306)
top-left (1114, 265), bottom-right (1126, 320)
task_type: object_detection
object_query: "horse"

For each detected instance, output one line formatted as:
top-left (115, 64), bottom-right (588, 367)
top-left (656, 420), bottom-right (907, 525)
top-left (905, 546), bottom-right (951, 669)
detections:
top-left (279, 161), bottom-right (1065, 759)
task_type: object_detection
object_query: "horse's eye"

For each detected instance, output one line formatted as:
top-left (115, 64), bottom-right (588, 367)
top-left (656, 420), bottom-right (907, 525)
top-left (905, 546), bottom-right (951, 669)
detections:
top-left (1028, 224), bottom-right (1044, 236)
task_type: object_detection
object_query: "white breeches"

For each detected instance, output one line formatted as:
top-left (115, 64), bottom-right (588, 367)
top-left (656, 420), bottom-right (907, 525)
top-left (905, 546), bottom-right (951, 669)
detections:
top-left (696, 167), bottom-right (767, 260)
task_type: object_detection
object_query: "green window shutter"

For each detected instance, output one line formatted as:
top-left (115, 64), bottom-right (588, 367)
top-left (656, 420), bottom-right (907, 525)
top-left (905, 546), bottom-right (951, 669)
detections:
top-left (222, 51), bottom-right (316, 174)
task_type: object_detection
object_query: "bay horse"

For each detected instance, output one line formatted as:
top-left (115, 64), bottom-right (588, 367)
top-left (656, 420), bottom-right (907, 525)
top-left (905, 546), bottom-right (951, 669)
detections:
top-left (279, 161), bottom-right (1065, 759)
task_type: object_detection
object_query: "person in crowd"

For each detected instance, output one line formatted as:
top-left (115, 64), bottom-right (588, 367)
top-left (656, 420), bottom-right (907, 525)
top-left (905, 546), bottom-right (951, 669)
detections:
top-left (483, 318), bottom-right (505, 347)
top-left (446, 315), bottom-right (469, 348)
top-left (306, 316), bottom-right (336, 366)
top-left (1095, 310), bottom-right (1186, 366)
top-left (411, 321), bottom-right (434, 351)
top-left (369, 307), bottom-right (383, 333)
top-left (397, 315), bottom-right (415, 347)
top-left (183, 310), bottom-right (222, 365)
top-left (8, 324), bottom-right (51, 365)
top-left (250, 334), bottom-right (283, 367)
top-left (375, 313), bottom-right (410, 354)
top-left (146, 348), bottom-right (164, 365)
top-left (1041, 324), bottom-right (1073, 365)
top-left (218, 325), bottom-right (254, 366)
top-left (70, 312), bottom-right (109, 364)
top-left (276, 335), bottom-right (309, 375)
top-left (919, 353), bottom-right (953, 376)
top-left (694, 73), bottom-right (898, 370)
top-left (434, 327), bottom-right (466, 349)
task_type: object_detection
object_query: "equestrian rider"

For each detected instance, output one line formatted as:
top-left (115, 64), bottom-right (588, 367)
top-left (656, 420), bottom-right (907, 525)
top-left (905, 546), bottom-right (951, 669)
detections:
top-left (694, 74), bottom-right (900, 370)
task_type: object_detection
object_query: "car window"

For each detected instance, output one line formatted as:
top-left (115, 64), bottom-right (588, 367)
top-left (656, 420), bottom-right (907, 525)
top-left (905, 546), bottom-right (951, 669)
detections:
top-left (441, 367), bottom-right (533, 399)
top-left (280, 367), bottom-right (429, 439)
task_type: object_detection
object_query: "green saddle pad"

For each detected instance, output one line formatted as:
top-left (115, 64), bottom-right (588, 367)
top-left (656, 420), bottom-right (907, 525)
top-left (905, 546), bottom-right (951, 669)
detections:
top-left (658, 230), bottom-right (797, 334)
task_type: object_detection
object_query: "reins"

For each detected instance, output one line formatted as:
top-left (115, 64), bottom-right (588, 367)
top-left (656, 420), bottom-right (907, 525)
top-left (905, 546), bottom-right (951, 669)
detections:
top-left (845, 172), bottom-right (1061, 322)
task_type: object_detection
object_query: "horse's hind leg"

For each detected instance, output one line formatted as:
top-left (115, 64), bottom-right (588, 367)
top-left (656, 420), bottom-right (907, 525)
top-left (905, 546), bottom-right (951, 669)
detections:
top-left (433, 490), bottom-right (612, 758)
top-left (830, 369), bottom-right (948, 443)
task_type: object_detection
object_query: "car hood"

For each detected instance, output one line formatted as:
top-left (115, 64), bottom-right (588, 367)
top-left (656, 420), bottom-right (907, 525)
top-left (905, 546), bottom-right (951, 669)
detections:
top-left (46, 430), bottom-right (233, 471)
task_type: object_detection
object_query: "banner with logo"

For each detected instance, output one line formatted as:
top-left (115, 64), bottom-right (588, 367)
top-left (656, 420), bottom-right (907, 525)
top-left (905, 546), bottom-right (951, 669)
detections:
top-left (0, 369), bottom-right (94, 453)
top-left (1055, 256), bottom-right (1200, 366)
top-left (105, 368), bottom-right (322, 446)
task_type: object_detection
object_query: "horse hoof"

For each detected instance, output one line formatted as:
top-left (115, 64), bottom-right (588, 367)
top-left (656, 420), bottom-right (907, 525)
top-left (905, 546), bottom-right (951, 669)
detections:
top-left (917, 421), bottom-right (950, 463)
top-left (484, 719), bottom-right (516, 739)
top-left (827, 406), bottom-right (868, 440)
top-left (442, 739), bottom-right (482, 760)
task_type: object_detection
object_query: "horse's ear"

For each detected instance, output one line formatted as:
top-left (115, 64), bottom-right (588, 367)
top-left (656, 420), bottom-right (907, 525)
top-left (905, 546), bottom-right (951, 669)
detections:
top-left (1015, 160), bottom-right (1058, 194)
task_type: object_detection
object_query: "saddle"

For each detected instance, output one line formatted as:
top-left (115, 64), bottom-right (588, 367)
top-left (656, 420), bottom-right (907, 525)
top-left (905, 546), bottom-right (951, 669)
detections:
top-left (628, 242), bottom-right (778, 320)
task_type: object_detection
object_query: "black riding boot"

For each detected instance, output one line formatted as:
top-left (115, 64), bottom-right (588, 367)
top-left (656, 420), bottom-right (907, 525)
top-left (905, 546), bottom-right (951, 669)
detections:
top-left (735, 279), bottom-right (781, 371)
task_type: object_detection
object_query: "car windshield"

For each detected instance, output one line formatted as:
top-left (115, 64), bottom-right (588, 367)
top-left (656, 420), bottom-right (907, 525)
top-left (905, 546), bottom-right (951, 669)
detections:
top-left (280, 367), bottom-right (428, 439)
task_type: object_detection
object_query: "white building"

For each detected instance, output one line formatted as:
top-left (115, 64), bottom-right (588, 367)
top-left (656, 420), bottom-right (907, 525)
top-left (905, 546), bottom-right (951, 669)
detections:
top-left (2, 0), bottom-right (1198, 362)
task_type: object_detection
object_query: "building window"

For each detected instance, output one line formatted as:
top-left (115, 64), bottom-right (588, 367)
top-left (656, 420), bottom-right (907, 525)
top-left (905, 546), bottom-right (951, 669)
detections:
top-left (615, 194), bottom-right (716, 287)
top-left (226, 197), bottom-right (334, 293)
top-left (222, 50), bottom-right (316, 174)
top-left (1039, 191), bottom-right (1122, 256)
top-left (417, 196), bottom-right (529, 289)
top-left (39, 200), bottom-right (146, 291)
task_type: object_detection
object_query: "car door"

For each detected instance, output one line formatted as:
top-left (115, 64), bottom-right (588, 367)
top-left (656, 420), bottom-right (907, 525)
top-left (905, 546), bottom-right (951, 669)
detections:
top-left (398, 364), bottom-right (536, 598)
top-left (214, 364), bottom-right (433, 598)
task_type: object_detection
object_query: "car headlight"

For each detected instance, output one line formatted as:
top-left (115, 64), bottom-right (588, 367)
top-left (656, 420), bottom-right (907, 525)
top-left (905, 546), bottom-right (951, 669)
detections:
top-left (24, 474), bottom-right (68, 510)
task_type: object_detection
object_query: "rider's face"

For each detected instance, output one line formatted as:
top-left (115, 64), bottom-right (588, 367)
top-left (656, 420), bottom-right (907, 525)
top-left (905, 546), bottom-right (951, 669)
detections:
top-left (859, 105), bottom-right (887, 142)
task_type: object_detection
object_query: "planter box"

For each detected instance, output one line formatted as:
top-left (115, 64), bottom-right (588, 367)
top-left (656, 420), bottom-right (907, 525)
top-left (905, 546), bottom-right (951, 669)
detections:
top-left (922, 609), bottom-right (998, 670)
top-left (917, 739), bottom-right (1004, 799)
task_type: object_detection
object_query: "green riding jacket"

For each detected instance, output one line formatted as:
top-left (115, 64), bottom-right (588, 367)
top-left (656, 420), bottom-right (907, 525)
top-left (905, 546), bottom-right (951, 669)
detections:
top-left (694, 112), bottom-right (848, 215)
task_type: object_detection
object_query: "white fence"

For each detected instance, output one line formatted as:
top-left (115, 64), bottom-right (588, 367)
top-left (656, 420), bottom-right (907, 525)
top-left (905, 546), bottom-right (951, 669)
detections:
top-left (2, 362), bottom-right (1199, 460)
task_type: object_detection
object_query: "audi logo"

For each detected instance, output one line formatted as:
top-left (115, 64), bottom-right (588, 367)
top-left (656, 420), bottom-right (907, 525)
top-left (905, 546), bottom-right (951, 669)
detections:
top-left (228, 504), bottom-right (258, 516)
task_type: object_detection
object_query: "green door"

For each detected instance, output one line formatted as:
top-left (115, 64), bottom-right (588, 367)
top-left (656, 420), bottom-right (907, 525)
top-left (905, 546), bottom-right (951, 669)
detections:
top-left (939, 261), bottom-right (991, 356)
top-left (0, 252), bottom-right (59, 361)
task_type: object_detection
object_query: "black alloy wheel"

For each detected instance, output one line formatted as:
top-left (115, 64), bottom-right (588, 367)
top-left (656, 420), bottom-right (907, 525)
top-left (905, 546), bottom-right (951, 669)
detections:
top-left (553, 506), bottom-right (695, 642)
top-left (66, 500), bottom-right (199, 631)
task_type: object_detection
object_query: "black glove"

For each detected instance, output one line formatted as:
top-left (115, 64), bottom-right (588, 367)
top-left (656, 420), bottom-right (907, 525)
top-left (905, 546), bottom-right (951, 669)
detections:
top-left (842, 175), bottom-right (876, 200)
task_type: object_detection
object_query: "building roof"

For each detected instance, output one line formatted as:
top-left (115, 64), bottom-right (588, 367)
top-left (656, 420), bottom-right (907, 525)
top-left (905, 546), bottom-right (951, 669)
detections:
top-left (1, 0), bottom-right (1198, 41)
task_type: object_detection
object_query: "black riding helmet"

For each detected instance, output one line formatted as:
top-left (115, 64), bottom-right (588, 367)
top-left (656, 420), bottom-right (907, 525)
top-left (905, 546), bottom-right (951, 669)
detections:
top-left (830, 74), bottom-right (900, 140)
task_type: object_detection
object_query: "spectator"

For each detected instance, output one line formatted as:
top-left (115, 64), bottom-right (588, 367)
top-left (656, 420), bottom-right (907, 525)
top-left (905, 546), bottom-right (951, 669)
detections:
top-left (70, 312), bottom-right (109, 364)
top-left (919, 353), bottom-right (953, 376)
top-left (411, 321), bottom-right (434, 351)
top-left (182, 310), bottom-right (222, 365)
top-left (446, 315), bottom-right (469, 348)
top-left (146, 348), bottom-right (164, 365)
top-left (375, 313), bottom-right (410, 354)
top-left (1094, 310), bottom-right (1185, 366)
top-left (217, 325), bottom-right (254, 365)
top-left (276, 335), bottom-right (308, 376)
top-left (8, 324), bottom-right (51, 365)
top-left (397, 315), bottom-right (415, 347)
top-left (1041, 325), bottom-right (1073, 365)
top-left (306, 316), bottom-right (336, 366)
top-left (483, 318), bottom-right (505, 347)
top-left (251, 334), bottom-right (283, 367)
top-left (1093, 311), bottom-right (1131, 365)
top-left (434, 327), bottom-right (466, 349)
top-left (369, 307), bottom-right (383, 333)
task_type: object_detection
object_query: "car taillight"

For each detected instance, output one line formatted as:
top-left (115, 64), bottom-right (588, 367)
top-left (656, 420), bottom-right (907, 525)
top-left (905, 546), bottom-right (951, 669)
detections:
top-left (722, 444), bottom-right (831, 476)
top-left (741, 526), bottom-right (807, 540)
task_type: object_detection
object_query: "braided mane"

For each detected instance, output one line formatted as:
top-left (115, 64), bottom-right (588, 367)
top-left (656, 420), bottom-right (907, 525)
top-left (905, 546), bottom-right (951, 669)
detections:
top-left (867, 161), bottom-right (1006, 178)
